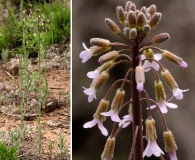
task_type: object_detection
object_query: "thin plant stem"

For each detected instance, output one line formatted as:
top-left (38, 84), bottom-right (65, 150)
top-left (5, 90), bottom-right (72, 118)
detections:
top-left (131, 37), bottom-right (143, 160)
top-left (142, 89), bottom-right (152, 118)
top-left (129, 126), bottom-right (139, 160)
top-left (104, 79), bottom-right (131, 100)
top-left (106, 60), bottom-right (131, 73)
top-left (141, 98), bottom-right (169, 131)
top-left (118, 54), bottom-right (132, 62)
top-left (139, 46), bottom-right (163, 53)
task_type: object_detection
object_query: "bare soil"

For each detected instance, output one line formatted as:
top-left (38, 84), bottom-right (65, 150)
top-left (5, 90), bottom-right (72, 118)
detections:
top-left (0, 42), bottom-right (70, 159)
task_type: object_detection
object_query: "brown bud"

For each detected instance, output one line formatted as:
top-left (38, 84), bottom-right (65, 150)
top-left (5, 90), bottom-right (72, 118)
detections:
top-left (143, 49), bottom-right (154, 62)
top-left (93, 99), bottom-right (109, 122)
top-left (129, 28), bottom-right (137, 39)
top-left (155, 80), bottom-right (166, 102)
top-left (116, 6), bottom-right (126, 24)
top-left (127, 11), bottom-right (136, 28)
top-left (129, 3), bottom-right (136, 11)
top-left (140, 6), bottom-right (147, 14)
top-left (149, 12), bottom-right (162, 29)
top-left (148, 4), bottom-right (157, 16)
top-left (136, 12), bottom-right (147, 30)
top-left (125, 1), bottom-right (132, 12)
top-left (162, 50), bottom-right (187, 68)
top-left (101, 137), bottom-right (115, 160)
top-left (99, 51), bottom-right (119, 64)
top-left (90, 46), bottom-right (111, 56)
top-left (123, 27), bottom-right (130, 35)
top-left (111, 89), bottom-right (125, 112)
top-left (97, 61), bottom-right (115, 73)
top-left (90, 38), bottom-right (111, 47)
top-left (145, 118), bottom-right (157, 141)
top-left (105, 18), bottom-right (121, 34)
top-left (163, 131), bottom-right (177, 153)
top-left (161, 69), bottom-right (178, 90)
top-left (93, 71), bottom-right (109, 92)
top-left (143, 25), bottom-right (151, 35)
top-left (152, 33), bottom-right (170, 44)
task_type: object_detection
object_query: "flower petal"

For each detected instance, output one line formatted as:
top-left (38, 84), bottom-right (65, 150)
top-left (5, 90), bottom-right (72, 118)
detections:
top-left (150, 140), bottom-right (164, 157)
top-left (98, 121), bottom-right (108, 136)
top-left (151, 61), bottom-right (160, 71)
top-left (87, 70), bottom-right (99, 79)
top-left (158, 101), bottom-right (168, 113)
top-left (173, 88), bottom-right (189, 100)
top-left (143, 60), bottom-right (151, 72)
top-left (143, 140), bottom-right (152, 157)
top-left (141, 54), bottom-right (146, 60)
top-left (169, 151), bottom-right (177, 160)
top-left (83, 118), bottom-right (98, 128)
top-left (101, 109), bottom-right (114, 116)
top-left (111, 112), bottom-right (121, 122)
top-left (165, 102), bottom-right (178, 109)
top-left (154, 53), bottom-right (162, 61)
top-left (179, 61), bottom-right (188, 68)
top-left (137, 82), bottom-right (144, 92)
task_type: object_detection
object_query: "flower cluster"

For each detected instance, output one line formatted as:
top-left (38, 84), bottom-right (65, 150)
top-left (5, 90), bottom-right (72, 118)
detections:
top-left (79, 1), bottom-right (187, 160)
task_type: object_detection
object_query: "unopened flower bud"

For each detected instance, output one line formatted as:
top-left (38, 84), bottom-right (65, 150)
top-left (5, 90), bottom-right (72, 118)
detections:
top-left (101, 137), bottom-right (115, 160)
top-left (148, 4), bottom-right (157, 16)
top-left (105, 18), bottom-right (121, 34)
top-left (111, 89), bottom-right (125, 112)
top-left (116, 6), bottom-right (126, 24)
top-left (90, 38), bottom-right (111, 47)
top-left (162, 50), bottom-right (188, 68)
top-left (143, 25), bottom-right (151, 35)
top-left (155, 80), bottom-right (166, 102)
top-left (143, 49), bottom-right (154, 60)
top-left (149, 12), bottom-right (162, 29)
top-left (145, 118), bottom-right (157, 141)
top-left (140, 6), bottom-right (147, 14)
top-left (90, 46), bottom-right (111, 57)
top-left (127, 11), bottom-right (136, 28)
top-left (161, 69), bottom-right (178, 90)
top-left (136, 12), bottom-right (147, 30)
top-left (99, 51), bottom-right (119, 64)
top-left (135, 10), bottom-right (140, 16)
top-left (135, 65), bottom-right (145, 92)
top-left (152, 33), bottom-right (170, 44)
top-left (125, 1), bottom-right (132, 12)
top-left (94, 99), bottom-right (109, 122)
top-left (129, 3), bottom-right (136, 11)
top-left (93, 71), bottom-right (109, 92)
top-left (129, 28), bottom-right (137, 39)
top-left (123, 27), bottom-right (130, 35)
top-left (163, 131), bottom-right (177, 154)
top-left (98, 61), bottom-right (115, 73)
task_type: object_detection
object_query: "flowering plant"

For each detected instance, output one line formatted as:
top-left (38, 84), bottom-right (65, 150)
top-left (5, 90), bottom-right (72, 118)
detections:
top-left (79, 1), bottom-right (188, 159)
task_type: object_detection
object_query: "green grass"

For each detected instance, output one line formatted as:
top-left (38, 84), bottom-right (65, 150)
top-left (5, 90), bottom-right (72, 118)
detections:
top-left (0, 141), bottom-right (19, 160)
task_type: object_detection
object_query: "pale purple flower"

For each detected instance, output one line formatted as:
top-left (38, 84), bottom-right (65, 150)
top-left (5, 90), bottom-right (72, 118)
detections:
top-left (135, 65), bottom-right (145, 92)
top-left (119, 114), bottom-right (133, 128)
top-left (83, 118), bottom-right (108, 136)
top-left (141, 53), bottom-right (162, 72)
top-left (179, 61), bottom-right (188, 68)
top-left (137, 82), bottom-right (144, 92)
top-left (87, 69), bottom-right (100, 82)
top-left (101, 109), bottom-right (121, 122)
top-left (143, 140), bottom-right (164, 157)
top-left (169, 151), bottom-right (177, 160)
top-left (79, 43), bottom-right (92, 63)
top-left (172, 88), bottom-right (189, 100)
top-left (83, 87), bottom-right (96, 102)
top-left (150, 100), bottom-right (177, 113)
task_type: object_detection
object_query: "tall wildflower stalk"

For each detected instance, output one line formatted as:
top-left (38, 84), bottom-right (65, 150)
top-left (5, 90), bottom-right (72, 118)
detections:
top-left (79, 1), bottom-right (188, 160)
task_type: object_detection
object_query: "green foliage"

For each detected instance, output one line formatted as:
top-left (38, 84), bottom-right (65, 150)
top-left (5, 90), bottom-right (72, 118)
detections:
top-left (0, 141), bottom-right (19, 160)
top-left (0, 1), bottom-right (70, 57)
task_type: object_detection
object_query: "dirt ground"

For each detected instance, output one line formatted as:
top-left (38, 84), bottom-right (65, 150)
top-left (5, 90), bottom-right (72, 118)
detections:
top-left (0, 42), bottom-right (70, 159)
